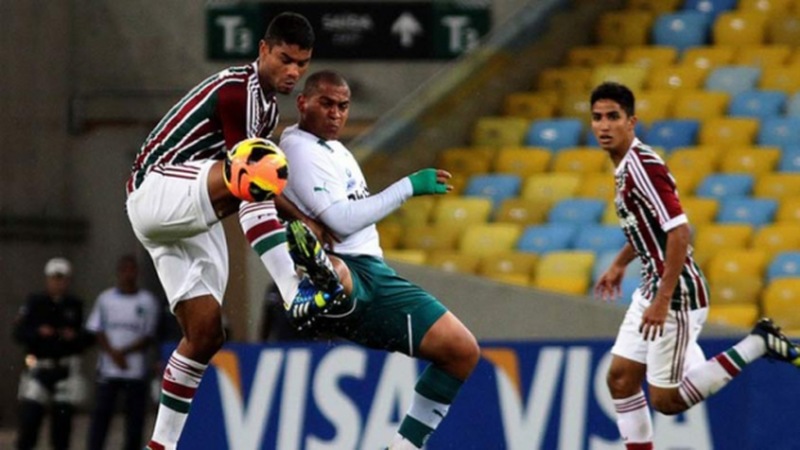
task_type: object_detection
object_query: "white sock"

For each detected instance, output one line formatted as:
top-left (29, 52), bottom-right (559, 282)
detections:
top-left (390, 435), bottom-right (421, 450)
top-left (613, 391), bottom-right (653, 444)
top-left (149, 352), bottom-right (206, 448)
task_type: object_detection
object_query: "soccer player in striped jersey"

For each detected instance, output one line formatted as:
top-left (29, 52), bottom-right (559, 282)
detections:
top-left (592, 82), bottom-right (800, 450)
top-left (126, 13), bottom-right (343, 450)
top-left (279, 70), bottom-right (480, 450)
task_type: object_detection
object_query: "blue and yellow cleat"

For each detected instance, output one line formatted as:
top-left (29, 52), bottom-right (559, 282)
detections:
top-left (751, 317), bottom-right (800, 367)
top-left (286, 277), bottom-right (346, 330)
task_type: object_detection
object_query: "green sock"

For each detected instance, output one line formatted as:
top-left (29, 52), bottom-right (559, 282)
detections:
top-left (398, 365), bottom-right (464, 447)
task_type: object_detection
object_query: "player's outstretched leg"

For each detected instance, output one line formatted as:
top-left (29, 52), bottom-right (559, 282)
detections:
top-left (286, 220), bottom-right (341, 294)
top-left (286, 276), bottom-right (345, 330)
top-left (751, 317), bottom-right (800, 366)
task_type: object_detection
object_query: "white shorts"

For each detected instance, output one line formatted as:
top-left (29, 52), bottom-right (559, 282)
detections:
top-left (611, 289), bottom-right (708, 388)
top-left (126, 161), bottom-right (228, 311)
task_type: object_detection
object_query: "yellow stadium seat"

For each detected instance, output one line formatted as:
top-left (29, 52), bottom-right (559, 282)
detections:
top-left (681, 197), bottom-right (720, 226)
top-left (739, 0), bottom-right (793, 16)
top-left (504, 91), bottom-right (559, 120)
top-left (577, 173), bottom-right (616, 201)
top-left (567, 46), bottom-right (622, 67)
top-left (719, 147), bottom-right (780, 175)
top-left (667, 148), bottom-right (720, 177)
top-left (776, 197), bottom-right (800, 223)
top-left (709, 276), bottom-right (763, 305)
top-left (763, 278), bottom-right (800, 330)
top-left (391, 196), bottom-right (436, 228)
top-left (437, 147), bottom-right (494, 178)
top-left (533, 275), bottom-right (592, 295)
top-left (557, 90), bottom-right (593, 123)
top-left (680, 46), bottom-right (736, 71)
top-left (671, 168), bottom-right (704, 197)
top-left (376, 222), bottom-right (403, 250)
top-left (673, 91), bottom-right (729, 120)
top-left (592, 64), bottom-right (649, 91)
top-left (538, 67), bottom-right (593, 92)
top-left (479, 252), bottom-right (538, 286)
top-left (551, 147), bottom-right (609, 174)
top-left (472, 117), bottom-right (529, 147)
top-left (698, 118), bottom-right (760, 147)
top-left (758, 65), bottom-right (800, 92)
top-left (597, 11), bottom-right (654, 47)
top-left (767, 15), bottom-right (800, 46)
top-left (433, 197), bottom-right (493, 229)
top-left (752, 223), bottom-right (800, 258)
top-left (734, 44), bottom-right (792, 66)
top-left (755, 173), bottom-right (800, 199)
top-left (692, 224), bottom-right (754, 269)
top-left (534, 251), bottom-right (595, 295)
top-left (707, 249), bottom-right (768, 284)
top-left (713, 12), bottom-right (768, 47)
top-left (521, 173), bottom-right (582, 207)
top-left (494, 147), bottom-right (551, 177)
top-left (426, 251), bottom-right (481, 274)
top-left (623, 46), bottom-right (679, 70)
top-left (402, 225), bottom-right (460, 252)
top-left (460, 223), bottom-right (522, 256)
top-left (495, 198), bottom-right (550, 226)
top-left (708, 304), bottom-right (760, 328)
top-left (383, 249), bottom-right (427, 265)
top-left (635, 90), bottom-right (676, 125)
top-left (646, 65), bottom-right (708, 91)
top-left (626, 0), bottom-right (682, 14)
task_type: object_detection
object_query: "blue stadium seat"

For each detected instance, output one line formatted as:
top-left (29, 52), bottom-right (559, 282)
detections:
top-left (525, 119), bottom-right (583, 151)
top-left (779, 146), bottom-right (800, 172)
top-left (787, 92), bottom-right (800, 118)
top-left (463, 174), bottom-right (522, 208)
top-left (704, 66), bottom-right (761, 97)
top-left (620, 276), bottom-right (643, 305)
top-left (517, 224), bottom-right (578, 254)
top-left (717, 198), bottom-right (778, 226)
top-left (683, 0), bottom-right (738, 19)
top-left (729, 91), bottom-right (786, 120)
top-left (652, 12), bottom-right (712, 52)
top-left (758, 117), bottom-right (800, 150)
top-left (586, 122), bottom-right (647, 147)
top-left (767, 252), bottom-right (800, 281)
top-left (643, 119), bottom-right (700, 151)
top-left (575, 225), bottom-right (628, 253)
top-left (548, 199), bottom-right (606, 225)
top-left (695, 174), bottom-right (754, 199)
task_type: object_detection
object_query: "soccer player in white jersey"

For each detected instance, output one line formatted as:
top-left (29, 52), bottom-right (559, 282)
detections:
top-left (279, 70), bottom-right (480, 450)
top-left (86, 255), bottom-right (159, 450)
top-left (592, 81), bottom-right (800, 450)
top-left (125, 13), bottom-right (344, 450)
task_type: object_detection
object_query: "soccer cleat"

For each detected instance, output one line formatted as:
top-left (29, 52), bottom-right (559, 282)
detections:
top-left (285, 277), bottom-right (345, 330)
top-left (751, 318), bottom-right (800, 367)
top-left (286, 220), bottom-right (342, 294)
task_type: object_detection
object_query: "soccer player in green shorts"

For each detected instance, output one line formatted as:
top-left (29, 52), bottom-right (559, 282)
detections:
top-left (279, 70), bottom-right (480, 450)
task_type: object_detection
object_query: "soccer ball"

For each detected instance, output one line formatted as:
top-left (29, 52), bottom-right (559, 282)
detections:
top-left (223, 138), bottom-right (289, 202)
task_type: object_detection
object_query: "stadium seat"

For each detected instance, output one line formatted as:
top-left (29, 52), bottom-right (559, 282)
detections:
top-left (704, 66), bottom-right (761, 96)
top-left (463, 174), bottom-right (522, 208)
top-left (548, 198), bottom-right (606, 225)
top-left (667, 148), bottom-right (720, 176)
top-left (576, 173), bottom-right (616, 201)
top-left (757, 65), bottom-right (800, 93)
top-left (534, 251), bottom-right (596, 294)
top-left (707, 249), bottom-right (768, 284)
top-left (787, 92), bottom-right (800, 118)
top-left (635, 90), bottom-right (676, 125)
top-left (538, 67), bottom-right (593, 93)
top-left (671, 168), bottom-right (704, 196)
top-left (495, 198), bottom-right (549, 226)
top-left (376, 222), bottom-right (403, 250)
top-left (738, 0), bottom-right (793, 16)
top-left (728, 90), bottom-right (786, 120)
top-left (493, 147), bottom-right (551, 177)
top-left (551, 148), bottom-right (608, 174)
top-left (521, 173), bottom-right (581, 206)
top-left (517, 224), bottom-right (578, 253)
top-left (591, 64), bottom-right (649, 91)
top-left (767, 15), bottom-right (800, 46)
top-left (557, 90), bottom-right (593, 124)
top-left (602, 201), bottom-right (621, 225)
top-left (646, 65), bottom-right (708, 91)
top-left (712, 12), bottom-right (768, 47)
top-left (698, 118), bottom-right (759, 147)
top-left (432, 197), bottom-right (493, 229)
top-left (778, 146), bottom-right (800, 172)
top-left (719, 147), bottom-right (780, 175)
top-left (534, 274), bottom-right (593, 296)
top-left (757, 117), bottom-right (800, 150)
top-left (643, 119), bottom-right (700, 150)
top-left (402, 225), bottom-right (460, 252)
top-left (681, 197), bottom-right (720, 225)
top-left (591, 249), bottom-right (643, 284)
top-left (672, 91), bottom-right (729, 121)
top-left (776, 196), bottom-right (800, 223)
top-left (504, 91), bottom-right (558, 120)
top-left (652, 12), bottom-right (712, 52)
top-left (692, 223), bottom-right (754, 268)
top-left (574, 225), bottom-right (627, 253)
top-left (437, 147), bottom-right (494, 178)
top-left (710, 276), bottom-right (763, 305)
top-left (383, 249), bottom-right (427, 265)
top-left (567, 46), bottom-right (622, 67)
top-left (683, 0), bottom-right (738, 19)
top-left (623, 46), bottom-right (679, 70)
top-left (717, 198), bottom-right (778, 226)
top-left (460, 223), bottom-right (522, 256)
top-left (762, 278), bottom-right (800, 330)
top-left (752, 223), bottom-right (800, 258)
top-left (708, 304), bottom-right (760, 328)
top-left (472, 117), bottom-right (530, 147)
top-left (391, 196), bottom-right (436, 228)
top-left (695, 173), bottom-right (755, 199)
top-left (680, 45), bottom-right (736, 70)
top-left (754, 173), bottom-right (800, 198)
top-left (479, 252), bottom-right (538, 286)
top-left (525, 119), bottom-right (583, 151)
top-left (426, 251), bottom-right (480, 274)
top-left (766, 251), bottom-right (800, 280)
top-left (627, 0), bottom-right (683, 15)
top-left (734, 44), bottom-right (792, 66)
top-left (597, 11), bottom-right (655, 47)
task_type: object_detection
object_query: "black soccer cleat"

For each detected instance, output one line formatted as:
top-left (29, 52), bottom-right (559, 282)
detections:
top-left (751, 317), bottom-right (800, 367)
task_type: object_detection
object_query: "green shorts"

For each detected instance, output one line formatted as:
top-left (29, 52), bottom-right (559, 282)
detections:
top-left (318, 254), bottom-right (448, 356)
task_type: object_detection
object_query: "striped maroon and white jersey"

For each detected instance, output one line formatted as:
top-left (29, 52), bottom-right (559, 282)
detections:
top-left (614, 138), bottom-right (709, 310)
top-left (126, 61), bottom-right (279, 194)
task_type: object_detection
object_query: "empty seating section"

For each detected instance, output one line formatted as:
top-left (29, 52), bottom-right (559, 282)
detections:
top-left (374, 1), bottom-right (800, 329)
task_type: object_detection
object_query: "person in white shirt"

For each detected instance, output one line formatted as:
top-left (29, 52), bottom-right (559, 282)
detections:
top-left (86, 254), bottom-right (160, 450)
top-left (280, 70), bottom-right (480, 450)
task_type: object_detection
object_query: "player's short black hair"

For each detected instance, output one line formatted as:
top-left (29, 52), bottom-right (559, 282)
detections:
top-left (590, 82), bottom-right (635, 117)
top-left (302, 70), bottom-right (349, 96)
top-left (264, 12), bottom-right (315, 49)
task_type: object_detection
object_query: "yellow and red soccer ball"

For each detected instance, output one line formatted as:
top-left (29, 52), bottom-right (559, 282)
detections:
top-left (224, 138), bottom-right (289, 202)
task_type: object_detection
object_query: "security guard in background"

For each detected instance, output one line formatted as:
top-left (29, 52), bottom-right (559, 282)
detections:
top-left (12, 257), bottom-right (93, 450)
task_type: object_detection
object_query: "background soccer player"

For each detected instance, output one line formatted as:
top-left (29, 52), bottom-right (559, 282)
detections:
top-left (592, 81), bottom-right (800, 450)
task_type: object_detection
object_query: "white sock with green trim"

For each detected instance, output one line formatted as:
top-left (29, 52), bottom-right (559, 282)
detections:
top-left (149, 351), bottom-right (206, 449)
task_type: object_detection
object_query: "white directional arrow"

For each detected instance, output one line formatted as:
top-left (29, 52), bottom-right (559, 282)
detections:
top-left (391, 12), bottom-right (423, 47)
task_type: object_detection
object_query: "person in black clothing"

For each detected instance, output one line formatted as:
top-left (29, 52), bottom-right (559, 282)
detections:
top-left (12, 257), bottom-right (93, 450)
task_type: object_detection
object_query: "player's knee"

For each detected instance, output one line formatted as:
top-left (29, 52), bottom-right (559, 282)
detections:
top-left (330, 256), bottom-right (352, 291)
top-left (606, 366), bottom-right (639, 397)
top-left (443, 328), bottom-right (481, 376)
top-left (185, 319), bottom-right (225, 359)
top-left (649, 390), bottom-right (688, 415)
